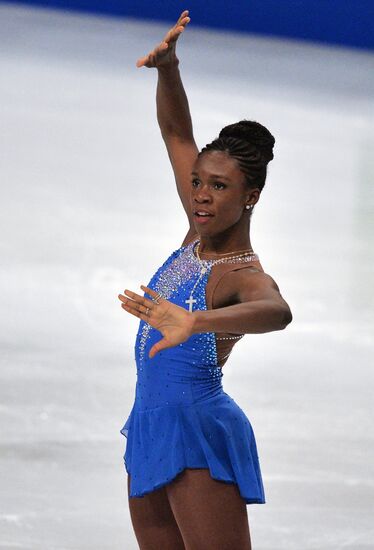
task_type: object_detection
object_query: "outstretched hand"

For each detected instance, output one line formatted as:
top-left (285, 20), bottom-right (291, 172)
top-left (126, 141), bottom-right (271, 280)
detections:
top-left (136, 10), bottom-right (190, 69)
top-left (118, 285), bottom-right (195, 358)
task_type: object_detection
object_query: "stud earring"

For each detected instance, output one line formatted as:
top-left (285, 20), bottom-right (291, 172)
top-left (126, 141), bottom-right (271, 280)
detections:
top-left (245, 204), bottom-right (253, 210)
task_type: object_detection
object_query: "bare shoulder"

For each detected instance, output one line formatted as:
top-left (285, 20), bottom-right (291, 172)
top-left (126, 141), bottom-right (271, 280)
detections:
top-left (214, 266), bottom-right (284, 307)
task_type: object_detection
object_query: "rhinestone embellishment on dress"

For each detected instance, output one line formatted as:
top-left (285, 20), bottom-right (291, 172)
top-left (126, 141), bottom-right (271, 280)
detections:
top-left (136, 239), bottom-right (259, 365)
top-left (136, 240), bottom-right (214, 364)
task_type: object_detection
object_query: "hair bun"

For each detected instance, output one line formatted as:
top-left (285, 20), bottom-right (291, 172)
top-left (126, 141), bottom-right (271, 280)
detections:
top-left (219, 120), bottom-right (275, 164)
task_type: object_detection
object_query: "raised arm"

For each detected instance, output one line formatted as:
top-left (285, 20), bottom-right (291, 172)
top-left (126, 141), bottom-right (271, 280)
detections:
top-left (136, 11), bottom-right (199, 233)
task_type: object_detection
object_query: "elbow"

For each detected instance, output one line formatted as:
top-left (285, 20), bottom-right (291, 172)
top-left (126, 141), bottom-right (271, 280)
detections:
top-left (279, 305), bottom-right (293, 330)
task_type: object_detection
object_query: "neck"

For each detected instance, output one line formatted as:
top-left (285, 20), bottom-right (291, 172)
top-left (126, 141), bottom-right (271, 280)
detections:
top-left (197, 226), bottom-right (253, 257)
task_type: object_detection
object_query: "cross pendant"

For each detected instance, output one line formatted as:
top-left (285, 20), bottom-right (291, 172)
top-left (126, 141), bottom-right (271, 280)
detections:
top-left (185, 295), bottom-right (197, 312)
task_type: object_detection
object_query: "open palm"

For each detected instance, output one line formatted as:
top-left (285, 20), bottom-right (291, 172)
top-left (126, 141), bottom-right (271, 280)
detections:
top-left (136, 10), bottom-right (190, 68)
top-left (118, 285), bottom-right (195, 358)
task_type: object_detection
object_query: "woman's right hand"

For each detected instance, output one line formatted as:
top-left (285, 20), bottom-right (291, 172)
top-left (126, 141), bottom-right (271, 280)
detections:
top-left (136, 10), bottom-right (190, 69)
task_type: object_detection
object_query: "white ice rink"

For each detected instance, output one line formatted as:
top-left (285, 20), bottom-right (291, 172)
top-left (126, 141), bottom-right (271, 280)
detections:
top-left (1, 4), bottom-right (373, 549)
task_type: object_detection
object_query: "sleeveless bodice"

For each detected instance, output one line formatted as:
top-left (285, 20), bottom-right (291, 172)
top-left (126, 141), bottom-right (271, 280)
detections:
top-left (133, 239), bottom-right (261, 410)
top-left (134, 239), bottom-right (221, 410)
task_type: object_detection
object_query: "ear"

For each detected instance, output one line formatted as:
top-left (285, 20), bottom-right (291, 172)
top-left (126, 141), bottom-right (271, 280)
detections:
top-left (246, 188), bottom-right (261, 205)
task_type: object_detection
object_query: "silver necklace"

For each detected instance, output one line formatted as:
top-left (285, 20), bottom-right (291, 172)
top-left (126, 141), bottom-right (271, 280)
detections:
top-left (197, 243), bottom-right (254, 258)
top-left (185, 240), bottom-right (258, 312)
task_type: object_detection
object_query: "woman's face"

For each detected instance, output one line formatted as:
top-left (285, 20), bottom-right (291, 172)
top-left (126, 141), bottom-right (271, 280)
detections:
top-left (190, 150), bottom-right (258, 236)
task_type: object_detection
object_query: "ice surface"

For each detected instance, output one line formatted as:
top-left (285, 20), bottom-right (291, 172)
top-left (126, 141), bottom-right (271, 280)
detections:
top-left (0, 4), bottom-right (373, 549)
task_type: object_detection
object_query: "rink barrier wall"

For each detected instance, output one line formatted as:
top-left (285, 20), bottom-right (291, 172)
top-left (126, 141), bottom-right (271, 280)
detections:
top-left (3, 0), bottom-right (374, 51)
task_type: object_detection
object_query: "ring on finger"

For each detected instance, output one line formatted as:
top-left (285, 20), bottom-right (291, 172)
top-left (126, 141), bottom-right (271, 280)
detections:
top-left (153, 293), bottom-right (162, 304)
top-left (145, 307), bottom-right (150, 316)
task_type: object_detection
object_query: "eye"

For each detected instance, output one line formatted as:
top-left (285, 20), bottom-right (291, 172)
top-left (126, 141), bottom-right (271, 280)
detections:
top-left (192, 178), bottom-right (200, 187)
top-left (213, 182), bottom-right (226, 190)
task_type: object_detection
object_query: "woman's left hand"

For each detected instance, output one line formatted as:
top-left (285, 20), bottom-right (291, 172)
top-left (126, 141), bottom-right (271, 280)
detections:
top-left (118, 285), bottom-right (195, 359)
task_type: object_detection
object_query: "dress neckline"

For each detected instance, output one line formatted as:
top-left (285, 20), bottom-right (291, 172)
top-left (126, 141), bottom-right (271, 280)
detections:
top-left (188, 238), bottom-right (259, 264)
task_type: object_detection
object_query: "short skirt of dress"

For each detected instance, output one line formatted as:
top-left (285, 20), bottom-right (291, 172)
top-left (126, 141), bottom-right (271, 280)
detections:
top-left (120, 391), bottom-right (265, 505)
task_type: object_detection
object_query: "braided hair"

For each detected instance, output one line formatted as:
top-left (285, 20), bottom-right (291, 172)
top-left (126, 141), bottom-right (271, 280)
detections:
top-left (199, 120), bottom-right (275, 192)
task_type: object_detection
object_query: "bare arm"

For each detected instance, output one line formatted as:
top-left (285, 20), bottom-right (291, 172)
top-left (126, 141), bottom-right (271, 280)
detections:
top-left (191, 271), bottom-right (293, 335)
top-left (118, 271), bottom-right (292, 358)
top-left (136, 11), bottom-right (199, 228)
top-left (157, 65), bottom-right (199, 227)
top-left (156, 61), bottom-right (192, 140)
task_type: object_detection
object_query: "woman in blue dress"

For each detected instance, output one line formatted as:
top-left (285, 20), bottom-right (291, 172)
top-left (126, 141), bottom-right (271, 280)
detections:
top-left (118, 10), bottom-right (292, 550)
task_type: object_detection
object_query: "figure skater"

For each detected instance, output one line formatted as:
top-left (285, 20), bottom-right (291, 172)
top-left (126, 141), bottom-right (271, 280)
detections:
top-left (118, 10), bottom-right (292, 550)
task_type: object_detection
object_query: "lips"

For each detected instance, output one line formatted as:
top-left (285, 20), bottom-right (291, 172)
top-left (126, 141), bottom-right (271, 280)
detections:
top-left (193, 210), bottom-right (214, 224)
top-left (193, 210), bottom-right (214, 217)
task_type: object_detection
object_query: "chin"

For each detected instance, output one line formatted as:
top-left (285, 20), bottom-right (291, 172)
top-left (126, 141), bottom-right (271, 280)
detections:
top-left (194, 226), bottom-right (212, 237)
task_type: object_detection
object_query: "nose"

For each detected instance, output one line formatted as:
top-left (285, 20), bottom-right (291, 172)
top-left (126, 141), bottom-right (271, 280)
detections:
top-left (193, 184), bottom-right (212, 204)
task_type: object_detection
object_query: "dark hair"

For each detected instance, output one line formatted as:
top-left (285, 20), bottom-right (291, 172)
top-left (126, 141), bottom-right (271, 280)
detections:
top-left (199, 120), bottom-right (275, 192)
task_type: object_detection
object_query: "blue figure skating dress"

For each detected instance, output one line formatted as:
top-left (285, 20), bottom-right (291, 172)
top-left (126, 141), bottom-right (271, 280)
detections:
top-left (120, 238), bottom-right (266, 505)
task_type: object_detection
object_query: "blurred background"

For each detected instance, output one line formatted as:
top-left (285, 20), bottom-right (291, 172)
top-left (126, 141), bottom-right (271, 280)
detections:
top-left (1, 1), bottom-right (373, 549)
